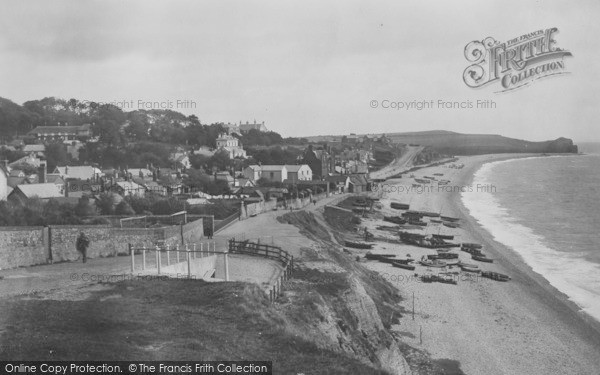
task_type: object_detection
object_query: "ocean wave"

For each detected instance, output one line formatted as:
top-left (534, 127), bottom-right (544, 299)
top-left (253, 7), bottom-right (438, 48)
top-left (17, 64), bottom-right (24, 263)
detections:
top-left (462, 159), bottom-right (600, 322)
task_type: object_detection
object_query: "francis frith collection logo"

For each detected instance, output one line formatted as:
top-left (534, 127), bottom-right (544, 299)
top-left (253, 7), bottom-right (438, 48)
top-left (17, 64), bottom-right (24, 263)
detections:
top-left (463, 28), bottom-right (572, 92)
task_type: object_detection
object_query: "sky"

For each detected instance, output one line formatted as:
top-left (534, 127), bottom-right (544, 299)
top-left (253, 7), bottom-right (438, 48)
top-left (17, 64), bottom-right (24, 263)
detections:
top-left (0, 0), bottom-right (598, 142)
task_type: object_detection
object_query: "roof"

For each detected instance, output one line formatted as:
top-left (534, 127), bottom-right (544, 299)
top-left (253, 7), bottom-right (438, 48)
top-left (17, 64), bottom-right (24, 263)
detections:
top-left (22, 144), bottom-right (46, 152)
top-left (285, 164), bottom-right (310, 172)
top-left (246, 165), bottom-right (261, 171)
top-left (13, 183), bottom-right (63, 199)
top-left (28, 124), bottom-right (91, 135)
top-left (259, 165), bottom-right (287, 172)
top-left (325, 175), bottom-right (350, 183)
top-left (55, 166), bottom-right (102, 180)
top-left (116, 181), bottom-right (143, 190)
top-left (128, 168), bottom-right (152, 177)
top-left (7, 176), bottom-right (27, 188)
top-left (349, 174), bottom-right (369, 185)
top-left (45, 174), bottom-right (64, 184)
top-left (9, 155), bottom-right (42, 168)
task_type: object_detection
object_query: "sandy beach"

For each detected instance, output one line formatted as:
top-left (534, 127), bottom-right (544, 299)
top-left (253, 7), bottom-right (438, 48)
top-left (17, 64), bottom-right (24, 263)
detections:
top-left (360, 154), bottom-right (600, 375)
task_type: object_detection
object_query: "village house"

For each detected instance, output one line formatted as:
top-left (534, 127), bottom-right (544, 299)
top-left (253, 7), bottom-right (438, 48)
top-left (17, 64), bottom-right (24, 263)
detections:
top-left (0, 165), bottom-right (8, 200)
top-left (348, 174), bottom-right (369, 193)
top-left (285, 165), bottom-right (312, 182)
top-left (216, 133), bottom-right (247, 159)
top-left (55, 165), bottom-right (103, 181)
top-left (302, 145), bottom-right (332, 179)
top-left (28, 123), bottom-right (92, 141)
top-left (22, 144), bottom-right (46, 157)
top-left (325, 174), bottom-right (351, 193)
top-left (7, 183), bottom-right (63, 204)
top-left (114, 180), bottom-right (145, 197)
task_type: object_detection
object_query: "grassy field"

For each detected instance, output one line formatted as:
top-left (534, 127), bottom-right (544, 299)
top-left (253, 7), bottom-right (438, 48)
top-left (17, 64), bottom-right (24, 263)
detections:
top-left (0, 279), bottom-right (388, 374)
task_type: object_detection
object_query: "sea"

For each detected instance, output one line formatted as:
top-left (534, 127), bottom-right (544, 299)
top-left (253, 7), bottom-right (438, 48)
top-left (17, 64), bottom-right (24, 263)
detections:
top-left (462, 150), bottom-right (600, 323)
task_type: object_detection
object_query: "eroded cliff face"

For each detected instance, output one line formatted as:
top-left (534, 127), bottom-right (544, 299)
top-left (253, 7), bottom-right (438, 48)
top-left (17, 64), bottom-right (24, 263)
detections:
top-left (277, 211), bottom-right (412, 375)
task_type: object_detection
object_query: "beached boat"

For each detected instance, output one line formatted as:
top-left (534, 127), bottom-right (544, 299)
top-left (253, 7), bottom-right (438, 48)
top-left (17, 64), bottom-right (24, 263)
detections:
top-left (417, 211), bottom-right (441, 218)
top-left (345, 241), bottom-right (373, 249)
top-left (461, 242), bottom-right (483, 249)
top-left (376, 225), bottom-right (400, 232)
top-left (421, 274), bottom-right (457, 284)
top-left (414, 178), bottom-right (430, 184)
top-left (458, 261), bottom-right (479, 268)
top-left (392, 258), bottom-right (413, 265)
top-left (430, 219), bottom-right (442, 224)
top-left (461, 247), bottom-right (483, 256)
top-left (433, 173), bottom-right (444, 176)
top-left (433, 234), bottom-right (454, 240)
top-left (460, 265), bottom-right (481, 273)
top-left (390, 202), bottom-right (410, 210)
top-left (408, 219), bottom-right (427, 227)
top-left (392, 262), bottom-right (416, 271)
top-left (383, 216), bottom-right (407, 225)
top-left (481, 271), bottom-right (510, 281)
top-left (420, 260), bottom-right (447, 268)
top-left (428, 252), bottom-right (459, 260)
top-left (365, 252), bottom-right (396, 260)
top-left (472, 255), bottom-right (493, 263)
top-left (443, 222), bottom-right (460, 228)
top-left (440, 215), bottom-right (460, 222)
top-left (378, 257), bottom-right (398, 264)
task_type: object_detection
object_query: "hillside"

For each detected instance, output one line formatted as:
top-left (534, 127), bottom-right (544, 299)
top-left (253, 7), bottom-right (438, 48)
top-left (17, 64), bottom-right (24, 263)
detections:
top-left (306, 130), bottom-right (578, 155)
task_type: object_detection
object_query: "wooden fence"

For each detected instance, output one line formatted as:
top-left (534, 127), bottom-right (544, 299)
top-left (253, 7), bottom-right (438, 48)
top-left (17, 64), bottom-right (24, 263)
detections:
top-left (228, 238), bottom-right (293, 302)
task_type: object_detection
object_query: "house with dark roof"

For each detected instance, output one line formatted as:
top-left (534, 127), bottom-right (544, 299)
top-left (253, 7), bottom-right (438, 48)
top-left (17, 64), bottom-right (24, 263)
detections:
top-left (28, 124), bottom-right (92, 141)
top-left (348, 174), bottom-right (369, 193)
top-left (325, 174), bottom-right (350, 193)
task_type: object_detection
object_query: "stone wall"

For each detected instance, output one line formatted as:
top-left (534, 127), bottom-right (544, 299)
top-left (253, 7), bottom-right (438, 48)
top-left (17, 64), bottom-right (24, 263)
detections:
top-left (0, 227), bottom-right (47, 269)
top-left (0, 218), bottom-right (204, 269)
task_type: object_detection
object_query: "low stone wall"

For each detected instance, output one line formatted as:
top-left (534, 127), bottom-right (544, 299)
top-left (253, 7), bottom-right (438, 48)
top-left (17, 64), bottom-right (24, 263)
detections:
top-left (0, 218), bottom-right (204, 269)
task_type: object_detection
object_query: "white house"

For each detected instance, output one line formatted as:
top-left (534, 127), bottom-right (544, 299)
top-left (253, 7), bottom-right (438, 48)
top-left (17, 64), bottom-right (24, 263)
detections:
top-left (216, 133), bottom-right (247, 159)
top-left (243, 165), bottom-right (263, 182)
top-left (284, 164), bottom-right (312, 182)
top-left (55, 166), bottom-right (103, 181)
top-left (0, 165), bottom-right (8, 200)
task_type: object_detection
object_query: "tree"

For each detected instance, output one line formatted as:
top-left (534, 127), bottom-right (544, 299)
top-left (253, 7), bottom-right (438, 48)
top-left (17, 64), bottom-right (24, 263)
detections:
top-left (75, 196), bottom-right (97, 217)
top-left (45, 142), bottom-right (69, 169)
top-left (96, 193), bottom-right (117, 215)
top-left (115, 200), bottom-right (135, 215)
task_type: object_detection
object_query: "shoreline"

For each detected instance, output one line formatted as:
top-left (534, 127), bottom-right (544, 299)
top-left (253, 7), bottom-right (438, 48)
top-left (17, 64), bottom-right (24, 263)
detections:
top-left (361, 153), bottom-right (600, 374)
top-left (454, 154), bottom-right (600, 336)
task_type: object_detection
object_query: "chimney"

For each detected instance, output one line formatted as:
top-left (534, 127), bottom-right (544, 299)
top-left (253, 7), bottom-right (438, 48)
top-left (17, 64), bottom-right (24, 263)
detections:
top-left (38, 161), bottom-right (47, 183)
top-left (65, 165), bottom-right (69, 177)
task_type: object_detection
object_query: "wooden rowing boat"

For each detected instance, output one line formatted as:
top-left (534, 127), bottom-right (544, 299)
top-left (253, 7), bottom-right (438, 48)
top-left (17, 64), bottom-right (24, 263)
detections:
top-left (345, 241), bottom-right (373, 249)
top-left (443, 222), bottom-right (460, 228)
top-left (420, 260), bottom-right (447, 268)
top-left (392, 261), bottom-right (416, 271)
top-left (383, 216), bottom-right (407, 225)
top-left (472, 255), bottom-right (493, 263)
top-left (481, 271), bottom-right (510, 281)
top-left (461, 242), bottom-right (483, 249)
top-left (440, 216), bottom-right (460, 222)
top-left (365, 253), bottom-right (396, 260)
top-left (390, 202), bottom-right (410, 210)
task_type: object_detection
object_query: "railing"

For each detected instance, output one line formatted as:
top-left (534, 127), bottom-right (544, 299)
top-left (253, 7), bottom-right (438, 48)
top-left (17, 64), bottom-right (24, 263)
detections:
top-left (228, 238), bottom-right (293, 302)
top-left (128, 242), bottom-right (226, 280)
top-left (214, 210), bottom-right (240, 233)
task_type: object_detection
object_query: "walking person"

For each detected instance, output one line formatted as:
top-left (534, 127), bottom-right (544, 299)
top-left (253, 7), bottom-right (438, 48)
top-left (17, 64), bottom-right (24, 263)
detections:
top-left (76, 232), bottom-right (90, 263)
